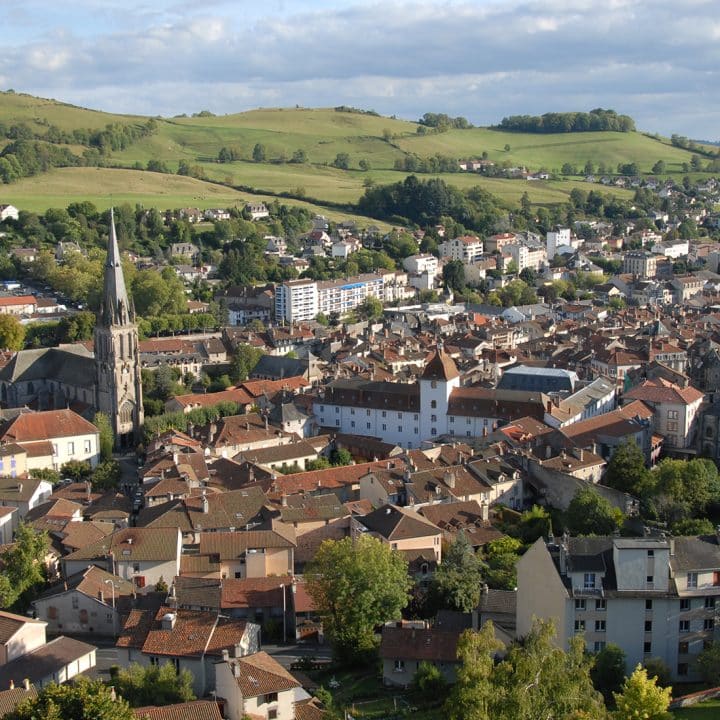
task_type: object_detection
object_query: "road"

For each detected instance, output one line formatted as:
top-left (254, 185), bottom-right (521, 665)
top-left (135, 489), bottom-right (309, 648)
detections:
top-left (262, 642), bottom-right (332, 669)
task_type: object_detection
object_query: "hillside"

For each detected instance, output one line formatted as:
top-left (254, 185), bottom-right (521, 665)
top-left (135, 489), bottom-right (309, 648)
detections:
top-left (0, 92), bottom-right (713, 215)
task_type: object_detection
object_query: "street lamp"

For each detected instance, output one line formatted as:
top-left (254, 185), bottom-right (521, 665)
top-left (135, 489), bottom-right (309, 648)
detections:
top-left (280, 583), bottom-right (286, 644)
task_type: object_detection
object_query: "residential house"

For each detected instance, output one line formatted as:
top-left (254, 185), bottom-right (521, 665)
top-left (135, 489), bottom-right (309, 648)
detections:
top-left (32, 566), bottom-right (134, 638)
top-left (214, 650), bottom-right (309, 720)
top-left (380, 625), bottom-right (461, 687)
top-left (0, 611), bottom-right (47, 665)
top-left (0, 476), bottom-right (52, 521)
top-left (62, 527), bottom-right (182, 593)
top-left (623, 378), bottom-right (704, 451)
top-left (117, 607), bottom-right (260, 696)
top-left (0, 409), bottom-right (101, 472)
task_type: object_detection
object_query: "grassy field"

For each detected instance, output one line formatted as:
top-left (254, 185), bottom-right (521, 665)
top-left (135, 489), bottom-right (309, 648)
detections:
top-left (0, 166), bottom-right (391, 227)
top-left (0, 93), bottom-right (713, 215)
top-left (673, 699), bottom-right (720, 718)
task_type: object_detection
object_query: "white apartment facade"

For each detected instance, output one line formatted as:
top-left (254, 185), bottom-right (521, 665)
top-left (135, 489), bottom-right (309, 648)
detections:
top-left (438, 236), bottom-right (484, 264)
top-left (403, 254), bottom-right (439, 276)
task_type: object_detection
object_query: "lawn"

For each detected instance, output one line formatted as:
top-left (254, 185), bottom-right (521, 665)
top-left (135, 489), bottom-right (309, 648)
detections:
top-left (673, 699), bottom-right (720, 718)
top-left (0, 167), bottom-right (391, 228)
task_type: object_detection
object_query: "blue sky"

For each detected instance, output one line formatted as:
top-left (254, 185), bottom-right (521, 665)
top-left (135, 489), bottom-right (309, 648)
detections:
top-left (1, 0), bottom-right (719, 139)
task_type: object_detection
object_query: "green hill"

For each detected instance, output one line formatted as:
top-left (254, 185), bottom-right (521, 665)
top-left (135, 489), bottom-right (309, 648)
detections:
top-left (0, 92), bottom-right (713, 215)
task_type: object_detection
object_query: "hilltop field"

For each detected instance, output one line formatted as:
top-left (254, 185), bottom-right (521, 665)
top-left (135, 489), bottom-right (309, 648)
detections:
top-left (0, 92), bottom-right (714, 215)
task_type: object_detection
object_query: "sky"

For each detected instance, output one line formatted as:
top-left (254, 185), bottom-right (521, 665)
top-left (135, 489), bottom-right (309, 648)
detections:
top-left (1, 0), bottom-right (719, 139)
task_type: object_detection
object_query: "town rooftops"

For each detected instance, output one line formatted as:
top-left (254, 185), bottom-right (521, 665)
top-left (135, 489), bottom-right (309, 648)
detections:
top-left (379, 626), bottom-right (460, 662)
top-left (222, 650), bottom-right (300, 697)
top-left (356, 504), bottom-right (440, 541)
top-left (624, 378), bottom-right (704, 406)
top-left (0, 409), bottom-right (99, 442)
top-left (63, 526), bottom-right (180, 563)
top-left (133, 700), bottom-right (223, 720)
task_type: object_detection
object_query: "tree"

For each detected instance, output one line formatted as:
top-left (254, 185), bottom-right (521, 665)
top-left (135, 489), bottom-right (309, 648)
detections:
top-left (483, 536), bottom-right (522, 590)
top-left (113, 661), bottom-right (195, 707)
top-left (652, 160), bottom-right (666, 174)
top-left (591, 644), bottom-right (627, 703)
top-left (432, 531), bottom-right (485, 612)
top-left (60, 459), bottom-right (92, 481)
top-left (519, 267), bottom-right (537, 285)
top-left (358, 158), bottom-right (371, 171)
top-left (355, 296), bottom-right (383, 321)
top-left (330, 448), bottom-right (353, 466)
top-left (315, 312), bottom-right (329, 326)
top-left (443, 260), bottom-right (466, 293)
top-left (252, 143), bottom-right (266, 162)
top-left (695, 641), bottom-right (720, 685)
top-left (0, 523), bottom-right (48, 609)
top-left (604, 438), bottom-right (651, 497)
top-left (229, 344), bottom-right (264, 383)
top-left (414, 660), bottom-right (447, 700)
top-left (447, 620), bottom-right (607, 720)
top-left (612, 665), bottom-right (672, 720)
top-left (92, 459), bottom-right (121, 490)
top-left (565, 487), bottom-right (623, 535)
top-left (305, 535), bottom-right (411, 661)
top-left (332, 152), bottom-right (350, 170)
top-left (0, 314), bottom-right (25, 350)
top-left (6, 678), bottom-right (135, 720)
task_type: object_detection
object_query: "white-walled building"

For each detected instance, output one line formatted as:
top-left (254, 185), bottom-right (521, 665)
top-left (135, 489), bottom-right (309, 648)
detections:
top-left (546, 228), bottom-right (572, 260)
top-left (517, 535), bottom-right (720, 682)
top-left (438, 236), bottom-right (484, 264)
top-left (403, 254), bottom-right (439, 276)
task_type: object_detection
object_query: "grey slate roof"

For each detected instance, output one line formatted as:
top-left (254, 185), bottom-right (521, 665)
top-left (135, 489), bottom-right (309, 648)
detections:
top-left (250, 355), bottom-right (308, 380)
top-left (0, 346), bottom-right (95, 388)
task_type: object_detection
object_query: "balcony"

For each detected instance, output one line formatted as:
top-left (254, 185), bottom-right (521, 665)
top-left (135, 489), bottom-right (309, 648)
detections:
top-left (572, 587), bottom-right (604, 599)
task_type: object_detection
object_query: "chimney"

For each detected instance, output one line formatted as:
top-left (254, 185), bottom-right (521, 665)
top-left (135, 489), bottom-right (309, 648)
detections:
top-left (173, 452), bottom-right (179, 465)
top-left (546, 400), bottom-right (552, 414)
top-left (248, 467), bottom-right (255, 483)
top-left (161, 612), bottom-right (177, 630)
top-left (209, 423), bottom-right (217, 444)
top-left (444, 471), bottom-right (456, 489)
top-left (221, 649), bottom-right (229, 662)
top-left (481, 501), bottom-right (489, 522)
top-left (233, 642), bottom-right (243, 658)
top-left (17, 482), bottom-right (22, 494)
top-left (264, 415), bottom-right (269, 431)
top-left (202, 490), bottom-right (209, 514)
top-left (8, 680), bottom-right (14, 690)
top-left (232, 662), bottom-right (240, 678)
top-left (281, 494), bottom-right (287, 507)
top-left (23, 679), bottom-right (30, 691)
top-left (85, 480), bottom-right (92, 501)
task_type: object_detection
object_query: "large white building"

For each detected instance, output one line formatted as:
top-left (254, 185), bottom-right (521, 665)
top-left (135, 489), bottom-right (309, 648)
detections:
top-left (546, 228), bottom-right (572, 260)
top-left (313, 349), bottom-right (549, 449)
top-left (402, 254), bottom-right (439, 276)
top-left (504, 243), bottom-right (547, 272)
top-left (517, 535), bottom-right (720, 682)
top-left (275, 272), bottom-right (408, 323)
top-left (438, 236), bottom-right (484, 264)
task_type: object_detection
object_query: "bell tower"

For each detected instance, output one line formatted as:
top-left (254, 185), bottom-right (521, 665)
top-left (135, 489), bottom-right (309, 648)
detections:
top-left (94, 208), bottom-right (144, 447)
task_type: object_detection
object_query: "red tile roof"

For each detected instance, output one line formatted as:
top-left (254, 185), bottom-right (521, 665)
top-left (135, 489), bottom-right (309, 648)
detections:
top-left (0, 409), bottom-right (98, 442)
top-left (624, 378), bottom-right (704, 406)
top-left (133, 700), bottom-right (223, 720)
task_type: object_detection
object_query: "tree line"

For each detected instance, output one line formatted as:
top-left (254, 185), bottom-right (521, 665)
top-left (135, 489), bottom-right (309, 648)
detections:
top-left (497, 108), bottom-right (635, 133)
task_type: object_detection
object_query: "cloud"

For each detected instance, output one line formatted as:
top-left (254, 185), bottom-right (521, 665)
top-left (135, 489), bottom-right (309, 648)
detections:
top-left (0, 0), bottom-right (718, 138)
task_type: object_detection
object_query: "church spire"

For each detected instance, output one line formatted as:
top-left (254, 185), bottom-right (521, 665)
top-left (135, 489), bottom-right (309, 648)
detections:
top-left (101, 208), bottom-right (133, 326)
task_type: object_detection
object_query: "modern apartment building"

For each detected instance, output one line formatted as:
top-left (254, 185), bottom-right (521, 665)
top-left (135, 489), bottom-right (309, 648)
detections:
top-left (623, 251), bottom-right (658, 279)
top-left (517, 535), bottom-right (720, 682)
top-left (438, 236), bottom-right (484, 264)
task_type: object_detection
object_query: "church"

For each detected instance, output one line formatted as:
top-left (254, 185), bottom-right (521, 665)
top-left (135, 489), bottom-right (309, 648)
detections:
top-left (0, 210), bottom-right (144, 447)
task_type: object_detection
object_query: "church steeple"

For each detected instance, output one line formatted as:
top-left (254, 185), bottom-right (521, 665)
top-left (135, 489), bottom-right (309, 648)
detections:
top-left (94, 208), bottom-right (143, 447)
top-left (100, 208), bottom-right (134, 327)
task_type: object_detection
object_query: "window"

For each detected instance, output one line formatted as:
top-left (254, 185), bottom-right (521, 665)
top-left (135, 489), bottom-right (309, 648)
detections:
top-left (431, 414), bottom-right (437, 422)
top-left (48, 606), bottom-right (58, 620)
top-left (382, 411), bottom-right (386, 418)
top-left (705, 619), bottom-right (715, 631)
top-left (667, 421), bottom-right (678, 431)
top-left (260, 693), bottom-right (278, 705)
top-left (643, 641), bottom-right (652, 654)
top-left (335, 407), bottom-right (340, 414)
top-left (466, 418), bottom-right (471, 425)
top-left (574, 620), bottom-right (585, 632)
top-left (705, 597), bottom-right (716, 609)
top-left (677, 663), bottom-right (689, 676)
top-left (431, 400), bottom-right (437, 409)
top-left (583, 573), bottom-right (596, 590)
top-left (268, 711), bottom-right (278, 720)
top-left (645, 599), bottom-right (653, 611)
top-left (394, 659), bottom-right (405, 672)
top-left (687, 572), bottom-right (698, 589)
top-left (595, 599), bottom-right (606, 611)
top-left (414, 428), bottom-right (419, 434)
top-left (644, 621), bottom-right (652, 632)
top-left (679, 620), bottom-right (690, 633)
top-left (431, 381), bottom-right (437, 389)
top-left (594, 641), bottom-right (606, 652)
top-left (382, 424), bottom-right (387, 431)
top-left (67, 441), bottom-right (75, 455)
top-left (575, 599), bottom-right (586, 611)
top-left (595, 620), bottom-right (606, 632)
top-left (335, 420), bottom-right (340, 427)
top-left (52, 444), bottom-right (58, 456)
top-left (149, 656), bottom-right (159, 666)
top-left (647, 549), bottom-right (654, 557)
top-left (449, 417), bottom-right (455, 424)
top-left (72, 596), bottom-right (79, 609)
top-left (680, 599), bottom-right (690, 611)
top-left (366, 422), bottom-right (371, 429)
top-left (106, 613), bottom-right (113, 623)
top-left (431, 428), bottom-right (437, 436)
top-left (679, 641), bottom-right (689, 655)
top-left (350, 409), bottom-right (355, 415)
top-left (351, 421), bottom-right (355, 428)
top-left (397, 412), bottom-right (403, 420)
top-left (646, 575), bottom-right (654, 587)
top-left (667, 410), bottom-right (678, 419)
top-left (84, 440), bottom-right (91, 453)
